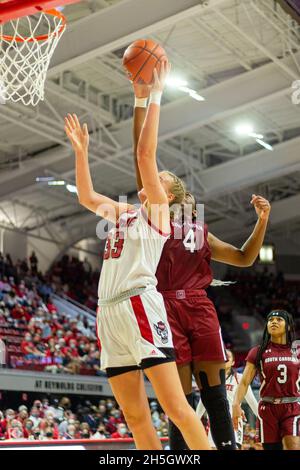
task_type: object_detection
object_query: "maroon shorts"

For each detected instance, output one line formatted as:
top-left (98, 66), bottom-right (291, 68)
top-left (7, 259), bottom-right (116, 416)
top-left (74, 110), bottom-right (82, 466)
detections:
top-left (258, 401), bottom-right (300, 443)
top-left (160, 289), bottom-right (227, 365)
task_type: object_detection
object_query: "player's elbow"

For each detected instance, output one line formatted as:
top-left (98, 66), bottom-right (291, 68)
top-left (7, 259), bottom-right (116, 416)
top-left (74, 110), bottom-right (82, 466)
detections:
top-left (137, 144), bottom-right (154, 162)
top-left (78, 194), bottom-right (89, 207)
top-left (78, 193), bottom-right (94, 210)
top-left (237, 250), bottom-right (256, 267)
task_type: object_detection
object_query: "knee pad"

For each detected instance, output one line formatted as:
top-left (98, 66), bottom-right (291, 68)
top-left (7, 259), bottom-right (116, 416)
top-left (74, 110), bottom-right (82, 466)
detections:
top-left (199, 370), bottom-right (236, 450)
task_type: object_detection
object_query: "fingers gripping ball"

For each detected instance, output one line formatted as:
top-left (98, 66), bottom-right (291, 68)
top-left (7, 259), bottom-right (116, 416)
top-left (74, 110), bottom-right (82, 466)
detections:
top-left (123, 39), bottom-right (168, 84)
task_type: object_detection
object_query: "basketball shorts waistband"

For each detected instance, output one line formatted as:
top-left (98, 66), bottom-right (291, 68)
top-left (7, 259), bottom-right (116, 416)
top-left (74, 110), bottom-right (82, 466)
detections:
top-left (98, 285), bottom-right (155, 306)
top-left (261, 397), bottom-right (300, 404)
top-left (159, 289), bottom-right (207, 300)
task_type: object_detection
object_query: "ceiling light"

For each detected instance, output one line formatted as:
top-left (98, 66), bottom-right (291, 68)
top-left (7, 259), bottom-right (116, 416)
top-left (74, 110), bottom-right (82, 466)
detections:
top-left (188, 90), bottom-right (205, 101)
top-left (66, 184), bottom-right (78, 194)
top-left (166, 76), bottom-right (188, 88)
top-left (256, 139), bottom-right (273, 151)
top-left (47, 180), bottom-right (65, 186)
top-left (235, 123), bottom-right (254, 135)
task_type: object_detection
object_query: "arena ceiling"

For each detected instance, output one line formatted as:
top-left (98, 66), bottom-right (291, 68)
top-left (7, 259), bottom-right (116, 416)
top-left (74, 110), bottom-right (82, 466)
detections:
top-left (1, 0), bottom-right (300, 254)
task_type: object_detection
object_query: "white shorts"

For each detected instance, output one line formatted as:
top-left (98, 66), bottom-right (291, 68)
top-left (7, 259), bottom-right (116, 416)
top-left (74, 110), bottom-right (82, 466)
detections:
top-left (96, 289), bottom-right (175, 373)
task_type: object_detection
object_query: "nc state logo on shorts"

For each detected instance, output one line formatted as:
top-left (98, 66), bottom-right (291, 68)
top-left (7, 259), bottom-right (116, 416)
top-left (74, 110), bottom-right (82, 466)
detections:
top-left (154, 321), bottom-right (168, 344)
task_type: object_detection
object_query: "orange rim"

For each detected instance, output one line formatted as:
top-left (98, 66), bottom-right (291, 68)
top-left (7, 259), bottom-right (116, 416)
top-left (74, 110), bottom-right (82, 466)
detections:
top-left (0, 9), bottom-right (66, 43)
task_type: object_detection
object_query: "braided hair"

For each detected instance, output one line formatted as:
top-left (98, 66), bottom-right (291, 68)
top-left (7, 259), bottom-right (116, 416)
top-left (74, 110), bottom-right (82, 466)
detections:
top-left (165, 171), bottom-right (186, 206)
top-left (255, 310), bottom-right (296, 373)
top-left (164, 171), bottom-right (186, 220)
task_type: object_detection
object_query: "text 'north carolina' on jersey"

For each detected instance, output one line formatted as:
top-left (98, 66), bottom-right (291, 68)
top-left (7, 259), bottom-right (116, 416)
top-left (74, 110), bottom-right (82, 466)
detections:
top-left (156, 219), bottom-right (213, 291)
top-left (246, 342), bottom-right (300, 398)
top-left (98, 207), bottom-right (169, 300)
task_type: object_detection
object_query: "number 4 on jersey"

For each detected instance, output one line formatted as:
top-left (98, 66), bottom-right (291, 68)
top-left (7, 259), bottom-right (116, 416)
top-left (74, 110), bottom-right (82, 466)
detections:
top-left (183, 228), bottom-right (196, 253)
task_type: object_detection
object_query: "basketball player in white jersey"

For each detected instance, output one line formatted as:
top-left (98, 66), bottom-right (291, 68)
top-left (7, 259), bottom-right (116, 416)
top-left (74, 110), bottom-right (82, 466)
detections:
top-left (197, 350), bottom-right (258, 448)
top-left (64, 62), bottom-right (210, 450)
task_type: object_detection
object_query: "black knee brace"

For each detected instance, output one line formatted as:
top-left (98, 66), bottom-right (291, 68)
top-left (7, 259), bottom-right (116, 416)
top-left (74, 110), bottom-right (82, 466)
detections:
top-left (199, 369), bottom-right (236, 450)
top-left (263, 442), bottom-right (283, 450)
top-left (168, 393), bottom-right (193, 450)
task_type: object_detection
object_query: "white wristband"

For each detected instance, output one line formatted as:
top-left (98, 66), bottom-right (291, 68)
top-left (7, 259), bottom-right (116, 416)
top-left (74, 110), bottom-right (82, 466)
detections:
top-left (134, 97), bottom-right (148, 108)
top-left (149, 91), bottom-right (162, 106)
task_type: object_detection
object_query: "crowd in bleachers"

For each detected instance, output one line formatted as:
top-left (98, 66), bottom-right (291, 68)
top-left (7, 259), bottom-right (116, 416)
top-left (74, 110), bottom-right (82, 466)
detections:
top-left (226, 268), bottom-right (300, 332)
top-left (0, 252), bottom-right (101, 375)
top-left (0, 397), bottom-right (168, 441)
top-left (50, 255), bottom-right (99, 311)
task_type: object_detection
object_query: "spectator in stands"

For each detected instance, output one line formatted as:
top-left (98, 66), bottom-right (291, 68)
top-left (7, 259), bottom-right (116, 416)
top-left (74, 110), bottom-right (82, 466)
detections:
top-left (47, 399), bottom-right (64, 422)
top-left (17, 409), bottom-right (29, 424)
top-left (32, 334), bottom-right (46, 356)
top-left (91, 423), bottom-right (108, 440)
top-left (58, 413), bottom-right (76, 436)
top-left (40, 427), bottom-right (55, 440)
top-left (33, 400), bottom-right (44, 418)
top-left (29, 252), bottom-right (38, 275)
top-left (80, 422), bottom-right (91, 438)
top-left (0, 411), bottom-right (5, 439)
top-left (23, 419), bottom-right (35, 439)
top-left (64, 423), bottom-right (78, 440)
top-left (77, 317), bottom-right (92, 338)
top-left (29, 407), bottom-right (42, 429)
top-left (41, 319), bottom-right (52, 340)
top-left (21, 333), bottom-right (43, 359)
top-left (111, 423), bottom-right (130, 439)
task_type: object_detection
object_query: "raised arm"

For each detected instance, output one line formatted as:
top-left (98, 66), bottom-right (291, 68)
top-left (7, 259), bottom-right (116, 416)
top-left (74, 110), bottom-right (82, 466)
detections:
top-left (208, 195), bottom-right (271, 267)
top-left (137, 62), bottom-right (171, 232)
top-left (132, 84), bottom-right (150, 192)
top-left (232, 362), bottom-right (257, 430)
top-left (64, 114), bottom-right (133, 223)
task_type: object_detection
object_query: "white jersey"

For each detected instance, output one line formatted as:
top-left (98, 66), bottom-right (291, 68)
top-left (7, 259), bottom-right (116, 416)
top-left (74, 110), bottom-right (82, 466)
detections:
top-left (98, 207), bottom-right (169, 300)
top-left (196, 371), bottom-right (258, 447)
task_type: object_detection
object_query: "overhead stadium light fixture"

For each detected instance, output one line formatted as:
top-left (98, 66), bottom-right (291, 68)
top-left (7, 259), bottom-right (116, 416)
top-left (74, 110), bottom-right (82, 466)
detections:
top-left (66, 184), bottom-right (78, 194)
top-left (259, 245), bottom-right (274, 264)
top-left (166, 75), bottom-right (205, 102)
top-left (36, 176), bottom-right (55, 182)
top-left (47, 180), bottom-right (65, 186)
top-left (256, 139), bottom-right (273, 151)
top-left (166, 76), bottom-right (188, 88)
top-left (235, 123), bottom-right (273, 151)
top-left (235, 123), bottom-right (254, 135)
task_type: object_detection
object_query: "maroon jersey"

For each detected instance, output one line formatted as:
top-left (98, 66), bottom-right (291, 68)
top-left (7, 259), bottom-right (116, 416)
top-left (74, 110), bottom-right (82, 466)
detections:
top-left (246, 342), bottom-right (300, 398)
top-left (156, 219), bottom-right (213, 291)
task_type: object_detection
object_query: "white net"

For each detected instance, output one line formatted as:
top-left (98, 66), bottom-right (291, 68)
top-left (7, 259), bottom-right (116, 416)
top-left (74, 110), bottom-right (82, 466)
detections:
top-left (0, 10), bottom-right (66, 106)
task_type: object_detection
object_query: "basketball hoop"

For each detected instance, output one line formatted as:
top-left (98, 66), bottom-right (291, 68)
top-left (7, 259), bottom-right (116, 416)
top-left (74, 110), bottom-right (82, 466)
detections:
top-left (0, 8), bottom-right (66, 106)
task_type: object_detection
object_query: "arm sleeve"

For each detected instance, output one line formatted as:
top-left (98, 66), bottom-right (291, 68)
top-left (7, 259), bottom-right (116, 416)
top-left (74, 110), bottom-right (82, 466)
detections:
top-left (245, 385), bottom-right (259, 416)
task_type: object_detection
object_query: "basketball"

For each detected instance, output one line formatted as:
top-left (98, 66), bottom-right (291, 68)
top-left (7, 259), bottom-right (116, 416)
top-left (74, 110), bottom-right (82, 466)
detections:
top-left (123, 39), bottom-right (168, 84)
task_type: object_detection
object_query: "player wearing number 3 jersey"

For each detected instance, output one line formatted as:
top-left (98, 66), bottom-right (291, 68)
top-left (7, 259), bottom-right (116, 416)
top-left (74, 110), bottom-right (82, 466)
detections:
top-left (233, 310), bottom-right (300, 450)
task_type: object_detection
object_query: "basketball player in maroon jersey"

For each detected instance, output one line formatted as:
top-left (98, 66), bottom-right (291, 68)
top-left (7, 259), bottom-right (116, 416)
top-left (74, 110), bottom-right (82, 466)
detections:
top-left (233, 310), bottom-right (300, 450)
top-left (132, 85), bottom-right (271, 450)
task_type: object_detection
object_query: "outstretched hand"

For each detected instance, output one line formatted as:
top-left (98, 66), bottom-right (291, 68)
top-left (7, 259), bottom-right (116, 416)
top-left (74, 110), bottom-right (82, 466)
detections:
top-left (251, 194), bottom-right (271, 220)
top-left (232, 403), bottom-right (246, 431)
top-left (65, 114), bottom-right (89, 153)
top-left (151, 59), bottom-right (171, 93)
